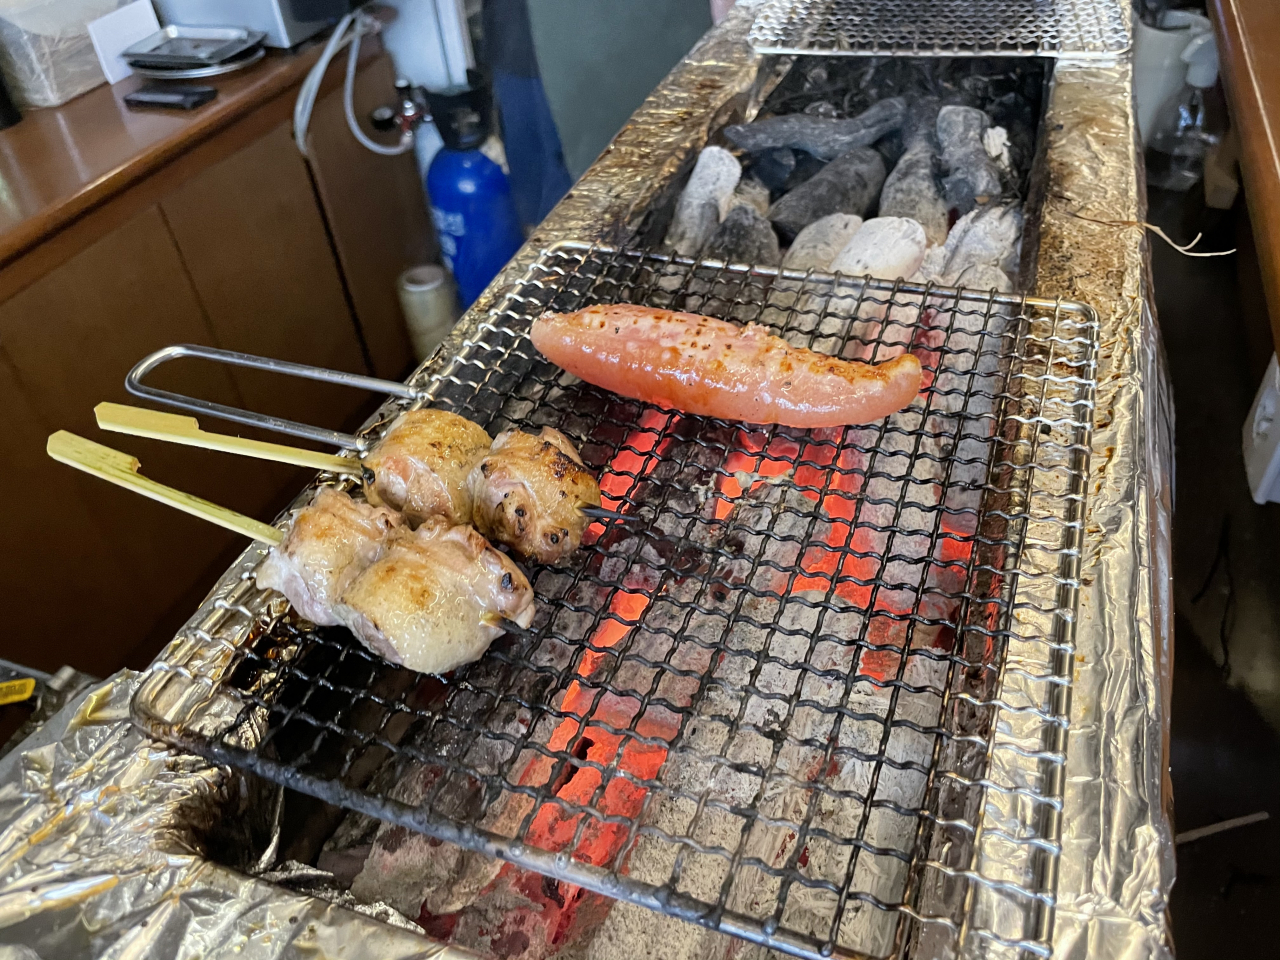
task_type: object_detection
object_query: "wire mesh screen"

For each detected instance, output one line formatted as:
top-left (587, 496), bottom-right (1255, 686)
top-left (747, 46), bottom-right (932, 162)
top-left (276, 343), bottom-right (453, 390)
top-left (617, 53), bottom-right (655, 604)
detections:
top-left (135, 243), bottom-right (1096, 960)
top-left (748, 0), bottom-right (1130, 59)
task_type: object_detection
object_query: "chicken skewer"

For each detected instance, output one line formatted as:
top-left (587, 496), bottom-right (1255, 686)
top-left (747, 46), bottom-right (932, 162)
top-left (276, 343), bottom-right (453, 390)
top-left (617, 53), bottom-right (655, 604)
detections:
top-left (48, 431), bottom-right (534, 671)
top-left (468, 426), bottom-right (604, 564)
top-left (359, 408), bottom-right (493, 525)
top-left (97, 403), bottom-right (630, 549)
top-left (338, 519), bottom-right (537, 674)
top-left (255, 486), bottom-right (402, 626)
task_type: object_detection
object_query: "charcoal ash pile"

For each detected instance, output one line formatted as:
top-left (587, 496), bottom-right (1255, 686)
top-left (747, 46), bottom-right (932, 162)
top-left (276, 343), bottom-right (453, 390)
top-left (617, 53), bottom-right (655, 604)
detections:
top-left (663, 57), bottom-right (1045, 292)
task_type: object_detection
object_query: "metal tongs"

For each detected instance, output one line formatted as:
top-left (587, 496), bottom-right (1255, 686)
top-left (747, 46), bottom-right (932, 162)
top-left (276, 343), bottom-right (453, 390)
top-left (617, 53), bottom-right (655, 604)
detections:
top-left (125, 343), bottom-right (419, 451)
top-left (117, 343), bottom-right (627, 522)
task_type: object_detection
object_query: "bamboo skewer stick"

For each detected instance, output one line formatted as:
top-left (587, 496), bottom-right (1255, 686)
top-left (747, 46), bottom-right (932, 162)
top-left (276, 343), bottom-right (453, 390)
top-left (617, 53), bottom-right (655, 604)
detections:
top-left (96, 403), bottom-right (636, 526)
top-left (94, 403), bottom-right (361, 476)
top-left (47, 431), bottom-right (284, 546)
top-left (49, 432), bottom-right (537, 643)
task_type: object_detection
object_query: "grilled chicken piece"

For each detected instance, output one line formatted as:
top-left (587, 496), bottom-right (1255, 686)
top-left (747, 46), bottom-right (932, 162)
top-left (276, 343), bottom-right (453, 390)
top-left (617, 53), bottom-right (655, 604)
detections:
top-left (468, 427), bottom-right (602, 564)
top-left (337, 520), bottom-right (536, 674)
top-left (362, 409), bottom-right (492, 526)
top-left (256, 487), bottom-right (403, 626)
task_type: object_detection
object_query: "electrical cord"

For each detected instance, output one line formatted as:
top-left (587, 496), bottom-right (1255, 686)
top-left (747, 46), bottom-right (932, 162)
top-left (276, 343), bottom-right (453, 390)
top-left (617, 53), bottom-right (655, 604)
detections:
top-left (294, 8), bottom-right (414, 158)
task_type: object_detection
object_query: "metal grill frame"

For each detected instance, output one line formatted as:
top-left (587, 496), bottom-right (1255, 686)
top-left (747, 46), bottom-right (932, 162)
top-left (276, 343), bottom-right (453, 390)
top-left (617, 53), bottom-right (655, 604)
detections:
top-left (748, 0), bottom-right (1130, 59)
top-left (133, 242), bottom-right (1097, 960)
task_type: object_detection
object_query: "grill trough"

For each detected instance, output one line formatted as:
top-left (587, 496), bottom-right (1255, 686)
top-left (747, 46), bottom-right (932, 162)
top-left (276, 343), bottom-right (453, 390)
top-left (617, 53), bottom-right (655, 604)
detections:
top-left (134, 241), bottom-right (1097, 960)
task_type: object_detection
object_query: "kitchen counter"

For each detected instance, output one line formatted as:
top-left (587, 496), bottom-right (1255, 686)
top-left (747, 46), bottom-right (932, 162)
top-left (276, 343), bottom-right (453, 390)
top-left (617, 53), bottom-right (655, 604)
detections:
top-left (0, 42), bottom-right (344, 273)
top-left (1212, 0), bottom-right (1280, 341)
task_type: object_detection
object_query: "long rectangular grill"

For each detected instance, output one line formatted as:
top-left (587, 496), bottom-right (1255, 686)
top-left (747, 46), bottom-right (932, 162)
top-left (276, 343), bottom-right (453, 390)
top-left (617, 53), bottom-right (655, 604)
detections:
top-left (135, 243), bottom-right (1097, 960)
top-left (747, 0), bottom-right (1130, 59)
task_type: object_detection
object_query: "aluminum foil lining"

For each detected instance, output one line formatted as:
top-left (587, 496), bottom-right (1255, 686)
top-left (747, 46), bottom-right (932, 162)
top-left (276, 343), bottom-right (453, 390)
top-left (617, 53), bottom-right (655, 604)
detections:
top-left (1030, 64), bottom-right (1176, 960)
top-left (0, 671), bottom-right (475, 959)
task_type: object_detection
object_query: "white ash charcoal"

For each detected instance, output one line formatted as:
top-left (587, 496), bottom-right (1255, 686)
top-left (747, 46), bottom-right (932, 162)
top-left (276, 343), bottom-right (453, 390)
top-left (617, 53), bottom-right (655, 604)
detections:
top-left (946, 262), bottom-right (1012, 292)
top-left (665, 200), bottom-right (719, 258)
top-left (725, 177), bottom-right (771, 217)
top-left (879, 142), bottom-right (949, 246)
top-left (768, 146), bottom-right (886, 241)
top-left (983, 124), bottom-right (1013, 174)
top-left (940, 203), bottom-right (1023, 280)
top-left (918, 244), bottom-right (948, 284)
top-left (936, 105), bottom-right (1003, 215)
top-left (664, 145), bottom-right (741, 256)
top-left (830, 216), bottom-right (927, 282)
top-left (724, 97), bottom-right (908, 161)
top-left (748, 147), bottom-right (796, 192)
top-left (703, 205), bottom-right (782, 265)
top-left (782, 213), bottom-right (863, 271)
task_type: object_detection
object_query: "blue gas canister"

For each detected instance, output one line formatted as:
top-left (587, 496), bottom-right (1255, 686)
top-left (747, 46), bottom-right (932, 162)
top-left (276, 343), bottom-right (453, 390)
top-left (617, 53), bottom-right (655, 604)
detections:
top-left (425, 86), bottom-right (525, 308)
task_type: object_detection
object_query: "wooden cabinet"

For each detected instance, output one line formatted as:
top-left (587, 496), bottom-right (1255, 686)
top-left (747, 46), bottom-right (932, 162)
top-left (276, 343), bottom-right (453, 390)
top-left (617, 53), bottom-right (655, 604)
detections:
top-left (0, 50), bottom-right (429, 678)
top-left (160, 122), bottom-right (372, 432)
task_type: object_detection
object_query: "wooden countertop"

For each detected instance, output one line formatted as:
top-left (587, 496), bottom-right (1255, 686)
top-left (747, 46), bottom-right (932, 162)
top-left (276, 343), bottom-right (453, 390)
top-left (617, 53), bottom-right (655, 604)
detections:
top-left (1212, 0), bottom-right (1280, 339)
top-left (0, 43), bottom-right (330, 269)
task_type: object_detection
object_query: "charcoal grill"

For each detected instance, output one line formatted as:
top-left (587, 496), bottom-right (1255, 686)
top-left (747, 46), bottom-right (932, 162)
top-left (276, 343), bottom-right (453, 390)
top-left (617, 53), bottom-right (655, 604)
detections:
top-left (134, 242), bottom-right (1097, 960)
top-left (748, 0), bottom-right (1130, 59)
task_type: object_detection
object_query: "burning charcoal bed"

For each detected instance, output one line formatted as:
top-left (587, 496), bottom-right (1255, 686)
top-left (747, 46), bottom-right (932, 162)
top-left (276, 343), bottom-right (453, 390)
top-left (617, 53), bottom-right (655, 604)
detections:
top-left (136, 238), bottom-right (1096, 960)
top-left (656, 57), bottom-right (1048, 294)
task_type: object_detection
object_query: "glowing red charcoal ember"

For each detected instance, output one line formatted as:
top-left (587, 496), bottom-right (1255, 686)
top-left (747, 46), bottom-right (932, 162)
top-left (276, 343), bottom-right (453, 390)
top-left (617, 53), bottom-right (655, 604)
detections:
top-left (515, 408), bottom-right (682, 865)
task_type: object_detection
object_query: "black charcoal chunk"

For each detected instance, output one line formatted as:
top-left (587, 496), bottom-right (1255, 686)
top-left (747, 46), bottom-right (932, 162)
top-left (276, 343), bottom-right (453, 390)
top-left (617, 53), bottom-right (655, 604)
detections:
top-left (767, 146), bottom-right (885, 241)
top-left (785, 151), bottom-right (828, 191)
top-left (748, 148), bottom-right (796, 192)
top-left (880, 144), bottom-right (948, 246)
top-left (936, 105), bottom-right (1002, 215)
top-left (703, 205), bottom-right (781, 265)
top-left (880, 100), bottom-right (947, 245)
top-left (872, 128), bottom-right (905, 169)
top-left (724, 97), bottom-right (908, 161)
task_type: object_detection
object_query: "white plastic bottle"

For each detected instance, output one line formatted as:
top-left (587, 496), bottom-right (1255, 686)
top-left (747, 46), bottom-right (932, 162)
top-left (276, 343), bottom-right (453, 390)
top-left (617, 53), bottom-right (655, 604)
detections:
top-left (1144, 30), bottom-right (1223, 191)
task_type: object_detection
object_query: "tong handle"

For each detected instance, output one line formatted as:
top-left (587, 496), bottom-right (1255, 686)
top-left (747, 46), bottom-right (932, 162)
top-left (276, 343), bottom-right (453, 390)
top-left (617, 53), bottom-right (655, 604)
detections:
top-left (47, 431), bottom-right (284, 546)
top-left (126, 344), bottom-right (418, 449)
top-left (95, 403), bottom-right (362, 475)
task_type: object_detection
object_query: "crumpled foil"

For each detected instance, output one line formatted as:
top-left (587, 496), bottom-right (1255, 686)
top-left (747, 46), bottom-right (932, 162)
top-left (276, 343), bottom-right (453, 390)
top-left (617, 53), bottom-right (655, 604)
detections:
top-left (0, 671), bottom-right (474, 959)
top-left (1032, 64), bottom-right (1176, 960)
top-left (0, 4), bottom-right (1175, 958)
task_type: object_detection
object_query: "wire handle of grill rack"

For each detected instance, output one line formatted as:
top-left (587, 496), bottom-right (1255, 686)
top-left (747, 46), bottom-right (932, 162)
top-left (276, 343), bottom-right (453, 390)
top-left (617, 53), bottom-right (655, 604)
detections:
top-left (125, 343), bottom-right (421, 451)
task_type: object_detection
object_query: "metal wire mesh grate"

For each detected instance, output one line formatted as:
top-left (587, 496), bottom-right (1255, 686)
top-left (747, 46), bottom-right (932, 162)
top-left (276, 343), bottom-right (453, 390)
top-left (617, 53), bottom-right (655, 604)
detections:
top-left (135, 242), bottom-right (1097, 960)
top-left (748, 0), bottom-right (1130, 59)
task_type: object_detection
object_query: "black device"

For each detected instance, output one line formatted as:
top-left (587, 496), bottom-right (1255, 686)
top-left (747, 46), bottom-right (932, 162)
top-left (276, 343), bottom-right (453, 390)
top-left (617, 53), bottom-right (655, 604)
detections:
top-left (124, 83), bottom-right (217, 111)
top-left (0, 72), bottom-right (20, 131)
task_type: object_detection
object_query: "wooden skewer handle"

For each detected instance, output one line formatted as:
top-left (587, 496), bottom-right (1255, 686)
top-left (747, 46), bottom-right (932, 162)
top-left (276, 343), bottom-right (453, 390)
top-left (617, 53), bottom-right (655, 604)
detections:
top-left (94, 402), bottom-right (360, 475)
top-left (47, 431), bottom-right (284, 546)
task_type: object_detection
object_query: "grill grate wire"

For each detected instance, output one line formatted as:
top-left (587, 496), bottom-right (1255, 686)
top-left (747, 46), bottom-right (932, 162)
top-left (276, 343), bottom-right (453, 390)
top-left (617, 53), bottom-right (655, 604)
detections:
top-left (748, 0), bottom-right (1130, 59)
top-left (134, 243), bottom-right (1097, 960)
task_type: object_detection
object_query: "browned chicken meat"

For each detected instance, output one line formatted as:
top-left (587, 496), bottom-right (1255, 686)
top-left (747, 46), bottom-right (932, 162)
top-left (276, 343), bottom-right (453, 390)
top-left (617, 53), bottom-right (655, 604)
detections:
top-left (467, 427), bottom-right (602, 563)
top-left (255, 487), bottom-right (403, 626)
top-left (337, 520), bottom-right (536, 674)
top-left (362, 409), bottom-right (492, 526)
